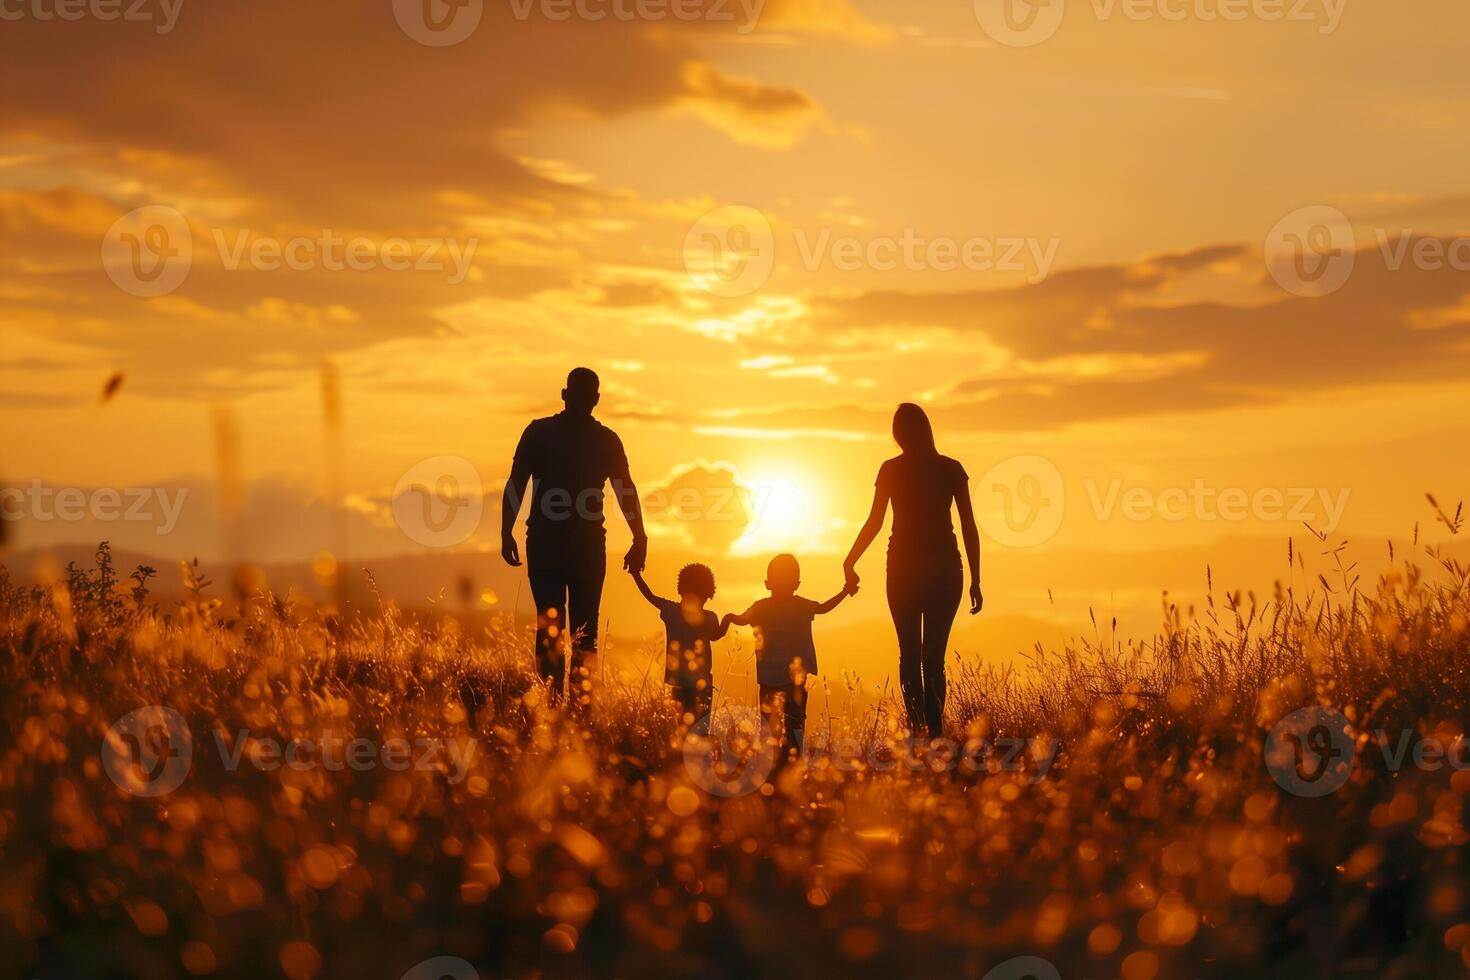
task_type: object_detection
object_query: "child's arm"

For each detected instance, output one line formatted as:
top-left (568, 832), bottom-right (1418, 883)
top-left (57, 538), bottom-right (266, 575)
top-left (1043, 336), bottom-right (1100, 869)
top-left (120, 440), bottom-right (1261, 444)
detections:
top-left (721, 605), bottom-right (754, 635)
top-left (629, 568), bottom-right (666, 609)
top-left (814, 584), bottom-right (853, 616)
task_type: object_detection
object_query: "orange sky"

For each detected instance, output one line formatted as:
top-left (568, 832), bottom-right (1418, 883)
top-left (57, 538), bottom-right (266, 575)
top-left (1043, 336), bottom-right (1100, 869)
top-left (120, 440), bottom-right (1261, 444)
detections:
top-left (3, 0), bottom-right (1470, 672)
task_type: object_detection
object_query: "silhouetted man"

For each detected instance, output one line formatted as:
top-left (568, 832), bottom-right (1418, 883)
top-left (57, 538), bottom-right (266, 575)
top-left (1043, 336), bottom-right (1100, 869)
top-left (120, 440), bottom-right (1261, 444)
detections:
top-left (501, 368), bottom-right (648, 708)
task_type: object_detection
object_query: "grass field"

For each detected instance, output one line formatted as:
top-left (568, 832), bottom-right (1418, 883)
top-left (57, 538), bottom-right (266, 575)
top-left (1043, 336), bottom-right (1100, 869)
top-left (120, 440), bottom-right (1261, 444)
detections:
top-left (4, 516), bottom-right (1470, 978)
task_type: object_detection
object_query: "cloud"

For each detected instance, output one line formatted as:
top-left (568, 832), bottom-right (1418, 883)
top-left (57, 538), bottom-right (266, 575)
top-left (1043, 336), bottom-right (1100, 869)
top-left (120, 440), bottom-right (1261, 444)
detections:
top-left (0, 4), bottom-right (828, 222)
top-left (1353, 194), bottom-right (1470, 228)
top-left (757, 0), bottom-right (892, 42)
top-left (676, 62), bottom-right (820, 149)
top-left (0, 2), bottom-right (845, 398)
top-left (640, 460), bottom-right (757, 553)
top-left (589, 281), bottom-right (682, 308)
top-left (712, 238), bottom-right (1470, 432)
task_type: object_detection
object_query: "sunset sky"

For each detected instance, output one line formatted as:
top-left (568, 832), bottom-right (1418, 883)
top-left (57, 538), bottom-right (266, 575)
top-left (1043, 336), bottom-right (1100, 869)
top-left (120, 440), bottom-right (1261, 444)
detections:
top-left (3, 0), bottom-right (1470, 672)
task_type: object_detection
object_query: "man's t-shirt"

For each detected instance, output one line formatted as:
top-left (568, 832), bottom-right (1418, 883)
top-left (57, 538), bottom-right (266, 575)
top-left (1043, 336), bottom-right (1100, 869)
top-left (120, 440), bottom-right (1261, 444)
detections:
top-left (876, 452), bottom-right (968, 565)
top-left (658, 599), bottom-right (720, 689)
top-left (747, 595), bottom-right (821, 687)
top-left (512, 413), bottom-right (630, 549)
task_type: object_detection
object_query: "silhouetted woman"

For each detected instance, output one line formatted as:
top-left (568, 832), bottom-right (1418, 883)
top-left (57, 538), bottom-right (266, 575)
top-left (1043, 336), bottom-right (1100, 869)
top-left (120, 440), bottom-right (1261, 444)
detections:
top-left (843, 403), bottom-right (982, 737)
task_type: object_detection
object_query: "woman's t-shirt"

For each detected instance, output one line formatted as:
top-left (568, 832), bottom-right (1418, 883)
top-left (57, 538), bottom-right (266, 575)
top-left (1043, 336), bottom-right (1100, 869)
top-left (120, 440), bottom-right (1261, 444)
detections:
top-left (658, 599), bottom-right (720, 689)
top-left (876, 452), bottom-right (968, 564)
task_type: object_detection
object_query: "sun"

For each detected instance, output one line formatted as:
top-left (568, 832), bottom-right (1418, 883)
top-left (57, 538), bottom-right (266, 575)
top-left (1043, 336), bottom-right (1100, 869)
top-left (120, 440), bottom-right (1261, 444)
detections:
top-left (731, 469), bottom-right (827, 554)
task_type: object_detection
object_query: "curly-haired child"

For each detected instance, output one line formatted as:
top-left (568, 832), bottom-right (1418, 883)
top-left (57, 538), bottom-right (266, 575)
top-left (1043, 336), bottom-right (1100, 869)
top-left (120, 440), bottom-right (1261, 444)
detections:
top-left (631, 561), bottom-right (727, 734)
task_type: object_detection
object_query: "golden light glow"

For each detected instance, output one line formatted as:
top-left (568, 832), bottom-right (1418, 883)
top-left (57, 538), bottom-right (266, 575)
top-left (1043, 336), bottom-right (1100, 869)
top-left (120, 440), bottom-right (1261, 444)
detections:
top-left (733, 468), bottom-right (836, 556)
top-left (2, 2), bottom-right (1469, 672)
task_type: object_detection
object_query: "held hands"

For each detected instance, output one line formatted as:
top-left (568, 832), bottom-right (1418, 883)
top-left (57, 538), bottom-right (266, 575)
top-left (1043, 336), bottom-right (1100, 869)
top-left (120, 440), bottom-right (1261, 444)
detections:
top-left (501, 532), bottom-right (521, 567)
top-left (843, 564), bottom-right (860, 596)
top-left (623, 536), bottom-right (648, 575)
top-left (969, 580), bottom-right (984, 615)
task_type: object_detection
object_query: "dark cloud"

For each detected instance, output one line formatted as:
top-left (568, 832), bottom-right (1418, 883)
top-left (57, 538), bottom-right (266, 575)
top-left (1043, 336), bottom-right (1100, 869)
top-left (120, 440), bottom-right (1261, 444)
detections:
top-left (0, 1), bottom-right (827, 396)
top-left (726, 238), bottom-right (1470, 432)
top-left (1356, 196), bottom-right (1470, 226)
top-left (0, 3), bottom-right (816, 222)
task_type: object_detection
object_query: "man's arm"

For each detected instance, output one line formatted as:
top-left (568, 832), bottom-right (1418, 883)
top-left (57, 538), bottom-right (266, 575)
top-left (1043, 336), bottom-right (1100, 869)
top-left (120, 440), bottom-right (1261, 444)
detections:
top-left (608, 435), bottom-right (648, 573)
top-left (500, 455), bottom-right (531, 567)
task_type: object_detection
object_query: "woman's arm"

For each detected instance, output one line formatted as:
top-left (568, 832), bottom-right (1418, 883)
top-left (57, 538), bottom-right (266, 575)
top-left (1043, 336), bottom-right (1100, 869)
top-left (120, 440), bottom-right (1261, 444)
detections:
top-left (843, 483), bottom-right (890, 592)
top-left (954, 481), bottom-right (983, 614)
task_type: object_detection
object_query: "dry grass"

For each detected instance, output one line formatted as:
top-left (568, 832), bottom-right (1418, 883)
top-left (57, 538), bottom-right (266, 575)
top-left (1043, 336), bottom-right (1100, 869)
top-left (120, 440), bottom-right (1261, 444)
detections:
top-left (3, 525), bottom-right (1470, 978)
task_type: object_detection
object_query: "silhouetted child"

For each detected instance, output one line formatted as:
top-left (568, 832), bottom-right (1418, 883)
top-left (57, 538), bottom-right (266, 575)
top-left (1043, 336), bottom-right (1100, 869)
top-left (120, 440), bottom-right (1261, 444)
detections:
top-left (632, 562), bottom-right (726, 734)
top-left (722, 554), bottom-right (853, 762)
